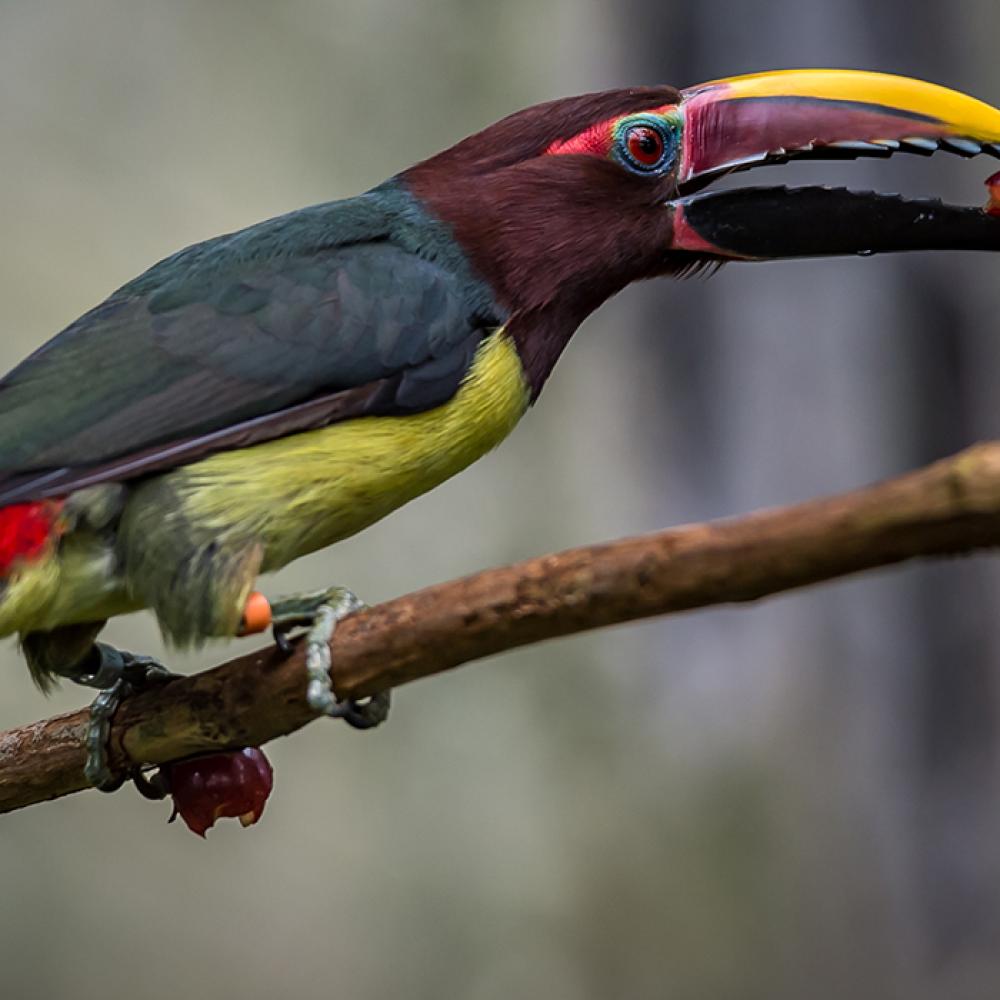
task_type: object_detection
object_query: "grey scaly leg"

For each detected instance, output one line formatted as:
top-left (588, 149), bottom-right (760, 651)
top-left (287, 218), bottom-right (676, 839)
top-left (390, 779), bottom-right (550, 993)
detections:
top-left (270, 586), bottom-right (390, 730)
top-left (73, 644), bottom-right (176, 790)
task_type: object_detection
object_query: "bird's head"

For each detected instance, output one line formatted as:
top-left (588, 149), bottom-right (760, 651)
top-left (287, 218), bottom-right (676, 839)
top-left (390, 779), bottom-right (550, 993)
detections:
top-left (404, 69), bottom-right (1000, 328)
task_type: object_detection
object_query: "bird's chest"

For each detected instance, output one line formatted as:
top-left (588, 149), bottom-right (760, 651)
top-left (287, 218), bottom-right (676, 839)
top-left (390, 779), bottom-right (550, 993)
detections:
top-left (174, 329), bottom-right (531, 568)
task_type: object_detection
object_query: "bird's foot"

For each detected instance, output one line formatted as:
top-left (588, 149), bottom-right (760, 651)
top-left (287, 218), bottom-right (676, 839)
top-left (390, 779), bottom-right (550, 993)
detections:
top-left (267, 586), bottom-right (390, 730)
top-left (74, 644), bottom-right (178, 791)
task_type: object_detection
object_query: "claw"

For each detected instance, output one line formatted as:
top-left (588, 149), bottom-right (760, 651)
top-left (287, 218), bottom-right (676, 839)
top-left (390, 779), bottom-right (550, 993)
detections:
top-left (132, 767), bottom-right (170, 801)
top-left (273, 627), bottom-right (294, 657)
top-left (339, 691), bottom-right (392, 730)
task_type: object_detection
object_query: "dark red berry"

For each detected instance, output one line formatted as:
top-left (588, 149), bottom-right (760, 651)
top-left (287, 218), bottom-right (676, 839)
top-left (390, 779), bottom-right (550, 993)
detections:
top-left (164, 747), bottom-right (274, 837)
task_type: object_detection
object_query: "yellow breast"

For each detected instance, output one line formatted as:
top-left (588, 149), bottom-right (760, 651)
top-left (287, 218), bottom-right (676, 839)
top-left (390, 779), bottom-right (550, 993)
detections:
top-left (177, 327), bottom-right (531, 569)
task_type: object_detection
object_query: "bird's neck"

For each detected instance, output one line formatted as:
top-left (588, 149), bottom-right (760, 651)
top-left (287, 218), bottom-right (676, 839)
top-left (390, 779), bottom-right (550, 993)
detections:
top-left (398, 167), bottom-right (648, 400)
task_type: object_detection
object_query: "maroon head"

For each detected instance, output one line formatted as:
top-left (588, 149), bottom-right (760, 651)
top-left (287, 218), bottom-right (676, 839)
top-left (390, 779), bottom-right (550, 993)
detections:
top-left (405, 69), bottom-right (1000, 388)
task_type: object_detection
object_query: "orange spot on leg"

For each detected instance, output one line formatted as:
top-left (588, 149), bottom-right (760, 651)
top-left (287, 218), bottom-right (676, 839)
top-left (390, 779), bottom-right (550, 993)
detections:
top-left (238, 590), bottom-right (272, 635)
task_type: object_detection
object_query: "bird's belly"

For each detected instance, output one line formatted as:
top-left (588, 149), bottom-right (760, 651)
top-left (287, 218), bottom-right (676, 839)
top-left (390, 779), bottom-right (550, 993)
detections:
top-left (170, 329), bottom-right (531, 570)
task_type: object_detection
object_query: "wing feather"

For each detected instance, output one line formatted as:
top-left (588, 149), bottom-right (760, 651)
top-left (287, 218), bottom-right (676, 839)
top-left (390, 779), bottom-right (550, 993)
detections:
top-left (0, 236), bottom-right (496, 504)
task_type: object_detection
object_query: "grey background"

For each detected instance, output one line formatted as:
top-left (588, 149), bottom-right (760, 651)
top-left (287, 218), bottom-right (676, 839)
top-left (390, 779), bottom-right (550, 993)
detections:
top-left (1, 2), bottom-right (999, 998)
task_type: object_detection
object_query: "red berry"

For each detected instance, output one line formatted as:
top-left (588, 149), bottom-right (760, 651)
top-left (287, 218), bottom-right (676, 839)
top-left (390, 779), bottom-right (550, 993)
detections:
top-left (164, 747), bottom-right (274, 837)
top-left (986, 171), bottom-right (1000, 218)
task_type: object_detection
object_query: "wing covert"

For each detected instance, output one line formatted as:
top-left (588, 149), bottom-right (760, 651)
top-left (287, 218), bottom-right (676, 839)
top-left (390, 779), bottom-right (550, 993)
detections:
top-left (0, 239), bottom-right (496, 503)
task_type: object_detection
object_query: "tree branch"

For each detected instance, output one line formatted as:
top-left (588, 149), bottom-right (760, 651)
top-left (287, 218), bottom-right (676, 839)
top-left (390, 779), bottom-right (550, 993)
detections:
top-left (3, 441), bottom-right (1000, 814)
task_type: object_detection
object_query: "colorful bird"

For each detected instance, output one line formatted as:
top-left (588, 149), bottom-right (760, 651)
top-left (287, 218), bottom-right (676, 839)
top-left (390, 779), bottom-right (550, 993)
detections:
top-left (4, 69), bottom-right (1000, 792)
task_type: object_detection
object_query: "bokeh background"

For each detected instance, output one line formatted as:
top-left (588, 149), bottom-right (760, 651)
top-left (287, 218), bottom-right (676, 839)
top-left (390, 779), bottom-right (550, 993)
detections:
top-left (2, 2), bottom-right (1000, 998)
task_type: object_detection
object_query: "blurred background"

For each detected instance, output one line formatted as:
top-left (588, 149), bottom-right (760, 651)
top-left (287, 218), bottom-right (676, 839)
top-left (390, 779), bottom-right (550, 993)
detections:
top-left (1, 2), bottom-right (1000, 997)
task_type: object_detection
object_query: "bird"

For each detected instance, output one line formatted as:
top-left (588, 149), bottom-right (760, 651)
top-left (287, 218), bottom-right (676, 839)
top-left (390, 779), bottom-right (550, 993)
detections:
top-left (3, 68), bottom-right (1000, 791)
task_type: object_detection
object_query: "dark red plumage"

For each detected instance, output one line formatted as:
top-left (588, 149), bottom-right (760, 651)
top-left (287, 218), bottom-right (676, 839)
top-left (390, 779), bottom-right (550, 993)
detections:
top-left (412, 87), bottom-right (680, 175)
top-left (404, 87), bottom-right (687, 395)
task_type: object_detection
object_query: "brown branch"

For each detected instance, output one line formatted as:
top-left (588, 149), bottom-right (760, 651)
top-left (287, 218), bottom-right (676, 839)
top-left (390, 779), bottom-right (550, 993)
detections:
top-left (3, 441), bottom-right (1000, 814)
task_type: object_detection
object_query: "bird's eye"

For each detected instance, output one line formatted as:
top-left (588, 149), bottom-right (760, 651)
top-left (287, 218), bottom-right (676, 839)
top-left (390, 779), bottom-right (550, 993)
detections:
top-left (626, 127), bottom-right (663, 165)
top-left (617, 120), bottom-right (674, 174)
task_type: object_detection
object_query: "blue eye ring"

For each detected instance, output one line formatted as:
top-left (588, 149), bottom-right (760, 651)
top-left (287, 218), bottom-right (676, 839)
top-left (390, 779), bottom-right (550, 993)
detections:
top-left (614, 116), bottom-right (677, 174)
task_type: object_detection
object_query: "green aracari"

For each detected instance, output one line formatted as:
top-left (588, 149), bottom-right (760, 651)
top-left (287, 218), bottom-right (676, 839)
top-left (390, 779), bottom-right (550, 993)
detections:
top-left (4, 69), bottom-right (1000, 795)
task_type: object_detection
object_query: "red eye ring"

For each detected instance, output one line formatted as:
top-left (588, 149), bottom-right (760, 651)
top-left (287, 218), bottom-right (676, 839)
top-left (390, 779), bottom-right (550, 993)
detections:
top-left (625, 125), bottom-right (665, 168)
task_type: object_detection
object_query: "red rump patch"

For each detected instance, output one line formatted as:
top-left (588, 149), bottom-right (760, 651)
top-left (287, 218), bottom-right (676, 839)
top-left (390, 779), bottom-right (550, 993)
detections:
top-left (0, 500), bottom-right (64, 575)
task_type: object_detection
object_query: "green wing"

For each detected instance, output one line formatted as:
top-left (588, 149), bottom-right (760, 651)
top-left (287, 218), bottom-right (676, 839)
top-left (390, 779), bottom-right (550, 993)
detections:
top-left (0, 238), bottom-right (497, 505)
